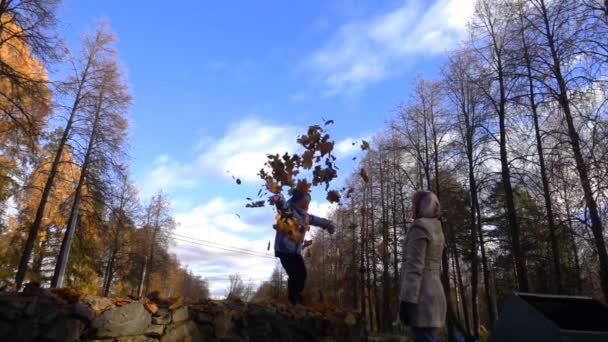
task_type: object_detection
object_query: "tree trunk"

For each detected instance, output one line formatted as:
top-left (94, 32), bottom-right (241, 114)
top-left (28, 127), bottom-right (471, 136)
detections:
top-left (379, 159), bottom-right (391, 331)
top-left (517, 8), bottom-right (563, 292)
top-left (497, 56), bottom-right (529, 292)
top-left (51, 87), bottom-right (104, 288)
top-left (368, 180), bottom-right (382, 331)
top-left (102, 251), bottom-right (116, 296)
top-left (14, 39), bottom-right (97, 289)
top-left (359, 196), bottom-right (367, 325)
top-left (476, 201), bottom-right (497, 325)
top-left (454, 243), bottom-right (471, 336)
top-left (537, 0), bottom-right (608, 299)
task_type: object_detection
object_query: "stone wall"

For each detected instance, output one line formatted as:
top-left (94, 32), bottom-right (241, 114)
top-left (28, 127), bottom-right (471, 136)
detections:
top-left (0, 292), bottom-right (366, 342)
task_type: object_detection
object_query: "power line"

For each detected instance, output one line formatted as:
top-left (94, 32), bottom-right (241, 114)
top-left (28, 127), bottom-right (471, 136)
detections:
top-left (171, 232), bottom-right (272, 257)
top-left (171, 233), bottom-right (272, 257)
top-left (171, 236), bottom-right (275, 259)
top-left (171, 232), bottom-right (270, 255)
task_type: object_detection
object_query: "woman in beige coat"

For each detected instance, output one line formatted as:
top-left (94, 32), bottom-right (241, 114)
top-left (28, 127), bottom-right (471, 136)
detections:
top-left (399, 191), bottom-right (446, 342)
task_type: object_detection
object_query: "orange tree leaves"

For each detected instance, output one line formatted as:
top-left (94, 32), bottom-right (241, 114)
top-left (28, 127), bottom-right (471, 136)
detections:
top-left (245, 122), bottom-right (340, 208)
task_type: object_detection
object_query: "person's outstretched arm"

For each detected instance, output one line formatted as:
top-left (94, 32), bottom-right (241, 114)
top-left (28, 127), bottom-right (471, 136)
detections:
top-left (309, 214), bottom-right (335, 234)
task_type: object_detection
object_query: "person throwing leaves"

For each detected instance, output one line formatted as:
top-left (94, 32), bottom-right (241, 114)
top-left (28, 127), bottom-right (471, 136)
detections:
top-left (270, 189), bottom-right (336, 305)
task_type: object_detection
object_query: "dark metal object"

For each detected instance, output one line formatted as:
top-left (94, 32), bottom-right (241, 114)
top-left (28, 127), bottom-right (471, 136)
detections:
top-left (489, 292), bottom-right (608, 342)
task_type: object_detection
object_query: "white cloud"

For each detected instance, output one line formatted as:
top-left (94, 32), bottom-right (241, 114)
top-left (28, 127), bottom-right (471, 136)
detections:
top-left (171, 196), bottom-right (277, 297)
top-left (334, 135), bottom-right (371, 157)
top-left (138, 117), bottom-right (298, 196)
top-left (307, 0), bottom-right (475, 95)
top-left (196, 118), bottom-right (298, 182)
top-left (138, 156), bottom-right (198, 199)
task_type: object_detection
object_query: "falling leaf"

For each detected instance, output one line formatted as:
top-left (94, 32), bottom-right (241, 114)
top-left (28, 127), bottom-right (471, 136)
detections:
top-left (346, 188), bottom-right (354, 198)
top-left (144, 303), bottom-right (159, 315)
top-left (296, 179), bottom-right (312, 193)
top-left (169, 296), bottom-right (185, 310)
top-left (359, 168), bottom-right (369, 183)
top-left (246, 200), bottom-right (266, 208)
top-left (267, 241), bottom-right (271, 251)
top-left (236, 178), bottom-right (242, 185)
top-left (265, 179), bottom-right (281, 194)
top-left (236, 214), bottom-right (241, 219)
top-left (302, 150), bottom-right (314, 169)
top-left (361, 140), bottom-right (370, 151)
top-left (319, 141), bottom-right (334, 156)
top-left (114, 299), bottom-right (132, 307)
top-left (351, 142), bottom-right (356, 146)
top-left (324, 119), bottom-right (334, 126)
top-left (327, 190), bottom-right (341, 203)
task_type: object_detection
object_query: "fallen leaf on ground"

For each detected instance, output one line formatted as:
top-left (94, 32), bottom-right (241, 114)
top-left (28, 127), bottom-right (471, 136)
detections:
top-left (144, 302), bottom-right (159, 315)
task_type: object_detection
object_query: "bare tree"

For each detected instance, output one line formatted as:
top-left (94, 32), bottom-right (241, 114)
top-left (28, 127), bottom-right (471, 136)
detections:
top-left (141, 190), bottom-right (175, 295)
top-left (524, 0), bottom-right (608, 299)
top-left (471, 0), bottom-right (530, 292)
top-left (15, 24), bottom-right (115, 288)
top-left (52, 32), bottom-right (131, 287)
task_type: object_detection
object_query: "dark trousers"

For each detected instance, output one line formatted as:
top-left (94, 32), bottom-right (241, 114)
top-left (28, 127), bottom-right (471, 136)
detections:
top-left (411, 327), bottom-right (438, 342)
top-left (278, 254), bottom-right (307, 305)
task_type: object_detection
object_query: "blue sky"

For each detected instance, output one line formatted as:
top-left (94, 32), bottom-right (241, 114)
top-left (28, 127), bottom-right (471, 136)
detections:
top-left (58, 0), bottom-right (474, 297)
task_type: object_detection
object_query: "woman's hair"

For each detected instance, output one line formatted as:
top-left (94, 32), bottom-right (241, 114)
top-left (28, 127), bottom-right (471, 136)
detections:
top-left (411, 191), bottom-right (441, 219)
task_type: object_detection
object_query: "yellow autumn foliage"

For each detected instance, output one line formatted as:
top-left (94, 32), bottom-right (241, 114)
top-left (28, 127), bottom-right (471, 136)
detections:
top-left (16, 147), bottom-right (82, 230)
top-left (0, 14), bottom-right (51, 146)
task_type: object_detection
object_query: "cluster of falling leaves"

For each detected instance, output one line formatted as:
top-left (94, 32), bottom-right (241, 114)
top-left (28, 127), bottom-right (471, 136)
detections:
top-left (243, 121), bottom-right (339, 207)
top-left (240, 120), bottom-right (371, 208)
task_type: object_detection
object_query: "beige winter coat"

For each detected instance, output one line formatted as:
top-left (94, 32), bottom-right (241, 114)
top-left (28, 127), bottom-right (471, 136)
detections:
top-left (399, 217), bottom-right (446, 328)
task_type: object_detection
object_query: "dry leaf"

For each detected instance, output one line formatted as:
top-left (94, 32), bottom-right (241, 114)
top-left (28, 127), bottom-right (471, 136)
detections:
top-left (326, 190), bottom-right (341, 203)
top-left (114, 299), bottom-right (131, 307)
top-left (324, 119), bottom-right (334, 126)
top-left (169, 296), bottom-right (185, 310)
top-left (266, 179), bottom-right (281, 194)
top-left (359, 168), bottom-right (369, 183)
top-left (319, 141), bottom-right (334, 156)
top-left (246, 200), bottom-right (266, 208)
top-left (144, 302), bottom-right (159, 315)
top-left (302, 150), bottom-right (314, 169)
top-left (361, 140), bottom-right (370, 151)
top-left (296, 179), bottom-right (312, 193)
top-left (236, 178), bottom-right (242, 185)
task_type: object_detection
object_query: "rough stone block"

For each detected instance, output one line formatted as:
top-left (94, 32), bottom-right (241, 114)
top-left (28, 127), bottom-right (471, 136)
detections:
top-left (90, 302), bottom-right (151, 338)
top-left (161, 321), bottom-right (207, 342)
top-left (144, 323), bottom-right (165, 337)
top-left (172, 306), bottom-right (189, 323)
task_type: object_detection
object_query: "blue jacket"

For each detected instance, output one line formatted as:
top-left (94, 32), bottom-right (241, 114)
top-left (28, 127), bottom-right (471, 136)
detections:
top-left (273, 194), bottom-right (332, 256)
